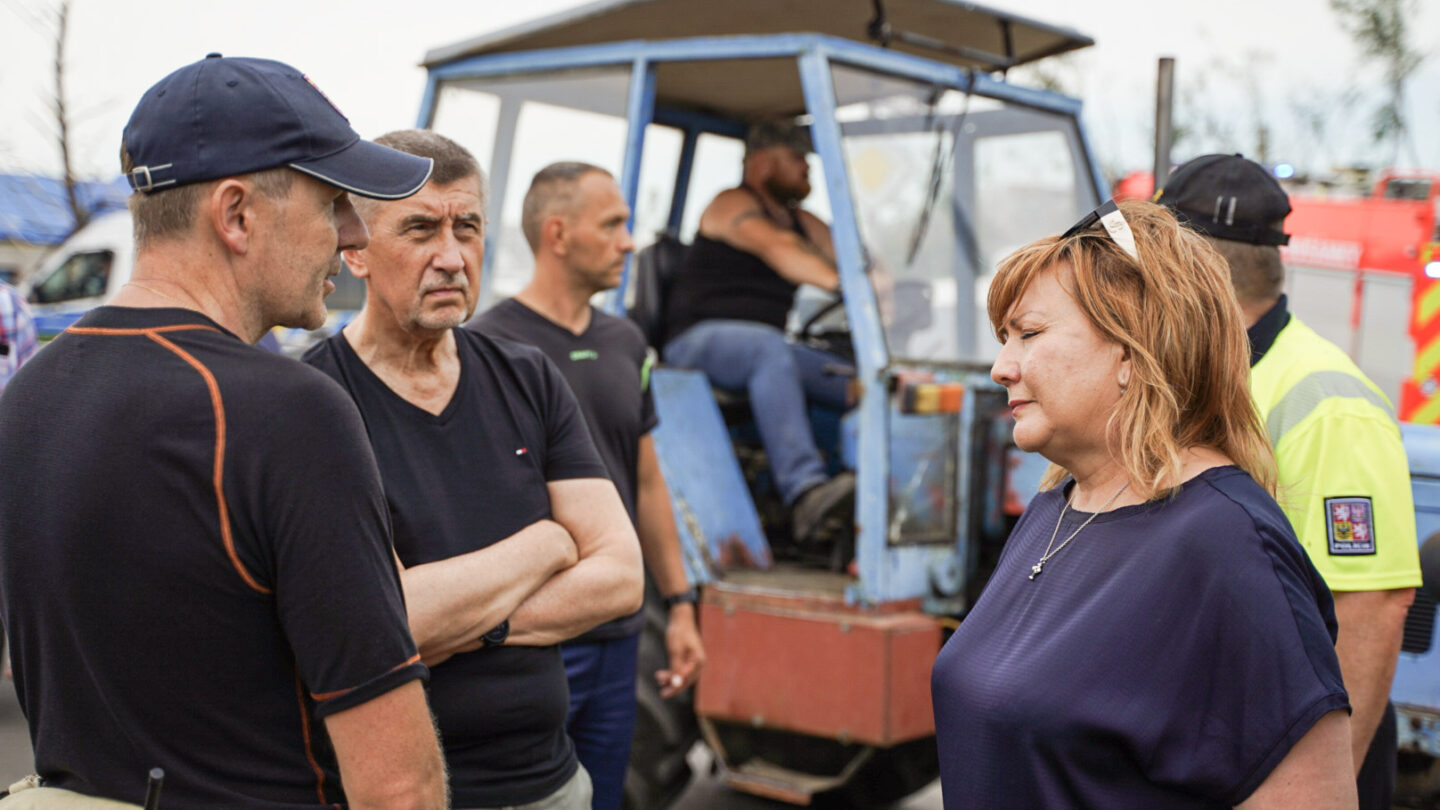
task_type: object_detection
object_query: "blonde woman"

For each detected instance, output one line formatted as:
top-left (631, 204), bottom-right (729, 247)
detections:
top-left (931, 200), bottom-right (1354, 809)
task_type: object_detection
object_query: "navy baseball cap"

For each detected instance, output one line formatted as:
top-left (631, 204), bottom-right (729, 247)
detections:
top-left (122, 54), bottom-right (433, 199)
top-left (1156, 154), bottom-right (1291, 246)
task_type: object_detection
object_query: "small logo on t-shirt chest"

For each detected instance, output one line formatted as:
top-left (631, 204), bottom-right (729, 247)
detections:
top-left (569, 349), bottom-right (599, 362)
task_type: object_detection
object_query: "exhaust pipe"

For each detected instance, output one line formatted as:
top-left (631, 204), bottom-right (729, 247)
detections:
top-left (1154, 57), bottom-right (1175, 191)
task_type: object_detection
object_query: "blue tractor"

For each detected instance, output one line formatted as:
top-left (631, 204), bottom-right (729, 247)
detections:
top-left (416, 1), bottom-right (1440, 806)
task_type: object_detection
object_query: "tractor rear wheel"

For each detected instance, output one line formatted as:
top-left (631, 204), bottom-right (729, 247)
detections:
top-left (707, 722), bottom-right (939, 808)
top-left (824, 736), bottom-right (940, 808)
top-left (1396, 750), bottom-right (1440, 808)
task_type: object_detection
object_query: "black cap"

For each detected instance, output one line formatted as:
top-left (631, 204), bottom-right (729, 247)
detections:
top-left (1156, 154), bottom-right (1291, 246)
top-left (123, 55), bottom-right (433, 200)
top-left (745, 120), bottom-right (812, 156)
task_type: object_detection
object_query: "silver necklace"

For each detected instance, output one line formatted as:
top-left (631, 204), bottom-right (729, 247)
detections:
top-left (1028, 482), bottom-right (1130, 581)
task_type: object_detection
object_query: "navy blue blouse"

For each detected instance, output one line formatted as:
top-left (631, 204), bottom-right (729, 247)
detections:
top-left (932, 466), bottom-right (1347, 809)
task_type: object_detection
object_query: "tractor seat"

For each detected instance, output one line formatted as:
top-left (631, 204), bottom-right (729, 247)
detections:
top-left (629, 232), bottom-right (687, 353)
top-left (631, 234), bottom-right (753, 426)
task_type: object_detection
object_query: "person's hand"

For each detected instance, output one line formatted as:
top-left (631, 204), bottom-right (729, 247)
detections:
top-left (655, 603), bottom-right (705, 698)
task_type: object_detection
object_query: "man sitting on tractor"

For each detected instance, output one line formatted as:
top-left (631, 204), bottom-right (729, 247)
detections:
top-left (660, 120), bottom-right (855, 545)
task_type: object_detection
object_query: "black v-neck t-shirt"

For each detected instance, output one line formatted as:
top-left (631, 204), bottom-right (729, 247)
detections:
top-left (473, 300), bottom-right (657, 517)
top-left (473, 299), bottom-right (657, 642)
top-left (304, 328), bottom-right (608, 807)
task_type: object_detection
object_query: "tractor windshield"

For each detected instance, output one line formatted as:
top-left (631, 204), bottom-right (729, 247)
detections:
top-left (830, 64), bottom-right (1099, 364)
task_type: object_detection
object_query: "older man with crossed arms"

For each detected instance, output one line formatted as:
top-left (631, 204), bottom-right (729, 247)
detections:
top-left (305, 130), bottom-right (643, 810)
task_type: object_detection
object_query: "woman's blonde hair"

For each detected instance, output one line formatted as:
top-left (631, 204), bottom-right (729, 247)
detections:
top-left (987, 199), bottom-right (1276, 500)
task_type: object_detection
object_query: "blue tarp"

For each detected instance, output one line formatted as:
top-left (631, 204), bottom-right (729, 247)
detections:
top-left (0, 174), bottom-right (130, 246)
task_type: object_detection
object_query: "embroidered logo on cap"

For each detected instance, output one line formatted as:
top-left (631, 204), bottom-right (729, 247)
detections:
top-left (303, 75), bottom-right (345, 117)
top-left (1325, 496), bottom-right (1377, 555)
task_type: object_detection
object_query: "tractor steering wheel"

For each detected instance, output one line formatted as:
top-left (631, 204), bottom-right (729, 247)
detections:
top-left (795, 292), bottom-right (854, 362)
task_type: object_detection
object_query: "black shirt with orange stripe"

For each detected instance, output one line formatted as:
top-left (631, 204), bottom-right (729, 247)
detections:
top-left (0, 306), bottom-right (425, 808)
top-left (304, 327), bottom-right (609, 808)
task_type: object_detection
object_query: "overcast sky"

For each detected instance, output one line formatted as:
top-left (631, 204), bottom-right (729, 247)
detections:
top-left (1, 0), bottom-right (1437, 182)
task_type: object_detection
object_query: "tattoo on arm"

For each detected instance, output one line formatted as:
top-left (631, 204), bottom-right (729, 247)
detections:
top-left (797, 239), bottom-right (828, 260)
top-left (729, 206), bottom-right (835, 270)
top-left (730, 208), bottom-right (766, 229)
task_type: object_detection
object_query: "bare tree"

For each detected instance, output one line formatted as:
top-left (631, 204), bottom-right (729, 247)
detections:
top-left (1166, 51), bottom-right (1284, 166)
top-left (1170, 58), bottom-right (1239, 158)
top-left (2, 0), bottom-right (89, 235)
top-left (1330, 0), bottom-right (1425, 166)
top-left (50, 0), bottom-right (87, 233)
top-left (1288, 86), bottom-right (1363, 174)
top-left (1239, 51), bottom-right (1276, 165)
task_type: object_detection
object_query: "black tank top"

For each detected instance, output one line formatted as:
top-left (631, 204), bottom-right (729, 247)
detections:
top-left (662, 187), bottom-right (805, 345)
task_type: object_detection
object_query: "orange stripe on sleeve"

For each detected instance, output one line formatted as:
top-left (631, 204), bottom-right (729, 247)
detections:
top-left (309, 654), bottom-right (424, 702)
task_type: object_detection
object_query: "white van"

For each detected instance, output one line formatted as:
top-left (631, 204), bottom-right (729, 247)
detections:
top-left (23, 210), bottom-right (133, 322)
top-left (23, 210), bottom-right (364, 354)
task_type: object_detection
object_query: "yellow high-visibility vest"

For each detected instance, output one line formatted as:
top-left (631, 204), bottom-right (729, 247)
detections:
top-left (1251, 316), bottom-right (1421, 591)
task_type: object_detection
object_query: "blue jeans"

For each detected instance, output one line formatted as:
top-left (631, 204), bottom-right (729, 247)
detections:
top-left (561, 634), bottom-right (640, 810)
top-left (664, 320), bottom-right (851, 505)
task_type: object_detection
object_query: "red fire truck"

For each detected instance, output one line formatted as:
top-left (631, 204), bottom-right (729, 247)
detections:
top-left (1282, 171), bottom-right (1440, 421)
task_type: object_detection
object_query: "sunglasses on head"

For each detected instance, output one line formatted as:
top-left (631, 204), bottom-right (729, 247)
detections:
top-left (1060, 199), bottom-right (1139, 262)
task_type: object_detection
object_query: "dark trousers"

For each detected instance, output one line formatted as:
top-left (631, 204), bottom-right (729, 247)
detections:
top-left (561, 633), bottom-right (641, 810)
top-left (1357, 701), bottom-right (1397, 810)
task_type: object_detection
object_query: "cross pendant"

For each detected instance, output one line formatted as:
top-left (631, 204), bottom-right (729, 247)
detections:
top-left (1029, 562), bottom-right (1043, 580)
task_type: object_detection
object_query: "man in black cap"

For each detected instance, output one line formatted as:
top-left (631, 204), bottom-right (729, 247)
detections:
top-left (660, 120), bottom-right (855, 546)
top-left (0, 56), bottom-right (445, 809)
top-left (1159, 154), bottom-right (1422, 810)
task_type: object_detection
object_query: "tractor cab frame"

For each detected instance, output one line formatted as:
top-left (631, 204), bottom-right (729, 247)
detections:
top-left (419, 1), bottom-right (1103, 804)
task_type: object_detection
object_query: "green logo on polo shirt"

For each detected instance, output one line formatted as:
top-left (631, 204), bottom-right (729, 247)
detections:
top-left (570, 349), bottom-right (599, 362)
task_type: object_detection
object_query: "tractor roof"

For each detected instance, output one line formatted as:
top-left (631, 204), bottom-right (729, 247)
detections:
top-left (424, 0), bottom-right (1093, 74)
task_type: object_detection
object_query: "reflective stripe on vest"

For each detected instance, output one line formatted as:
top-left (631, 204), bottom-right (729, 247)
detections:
top-left (1265, 369), bottom-right (1398, 446)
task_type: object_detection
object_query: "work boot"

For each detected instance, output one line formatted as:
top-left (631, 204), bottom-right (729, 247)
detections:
top-left (792, 471), bottom-right (856, 545)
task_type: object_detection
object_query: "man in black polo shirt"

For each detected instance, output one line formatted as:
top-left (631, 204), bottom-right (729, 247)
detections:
top-left (303, 131), bottom-right (643, 810)
top-left (0, 56), bottom-right (445, 809)
top-left (474, 162), bottom-right (706, 810)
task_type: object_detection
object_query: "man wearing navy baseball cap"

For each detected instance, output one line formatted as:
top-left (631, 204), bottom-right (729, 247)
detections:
top-left (1159, 154), bottom-right (1422, 810)
top-left (0, 55), bottom-right (446, 809)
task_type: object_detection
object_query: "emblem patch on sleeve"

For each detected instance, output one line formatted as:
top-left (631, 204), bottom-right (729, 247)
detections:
top-left (1325, 496), bottom-right (1377, 555)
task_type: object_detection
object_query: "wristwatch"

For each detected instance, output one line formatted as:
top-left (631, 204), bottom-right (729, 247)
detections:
top-left (662, 589), bottom-right (699, 610)
top-left (481, 619), bottom-right (510, 648)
